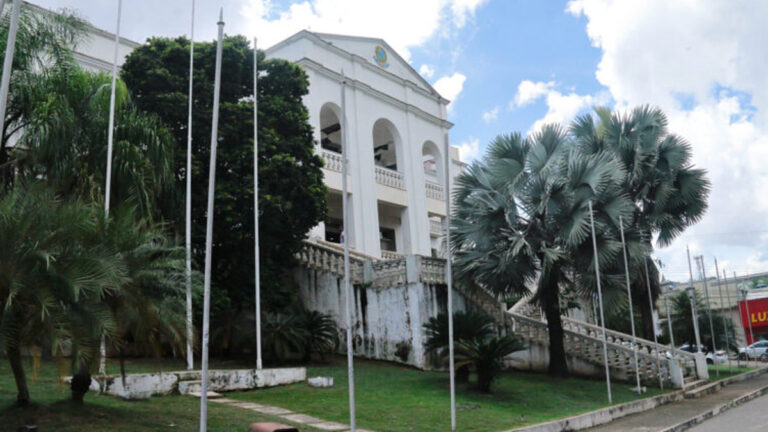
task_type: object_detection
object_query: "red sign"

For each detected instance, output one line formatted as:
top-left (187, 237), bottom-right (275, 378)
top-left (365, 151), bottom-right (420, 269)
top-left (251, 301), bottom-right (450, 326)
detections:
top-left (739, 297), bottom-right (768, 344)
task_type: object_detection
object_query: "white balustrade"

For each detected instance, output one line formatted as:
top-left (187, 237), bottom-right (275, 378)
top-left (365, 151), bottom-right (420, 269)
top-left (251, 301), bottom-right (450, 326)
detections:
top-left (425, 180), bottom-right (444, 200)
top-left (375, 166), bottom-right (405, 190)
top-left (322, 150), bottom-right (343, 172)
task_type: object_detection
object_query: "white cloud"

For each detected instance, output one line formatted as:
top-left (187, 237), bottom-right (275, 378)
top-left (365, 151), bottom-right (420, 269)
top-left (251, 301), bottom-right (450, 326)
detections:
top-left (419, 64), bottom-right (435, 79)
top-left (433, 72), bottom-right (467, 113)
top-left (566, 0), bottom-right (768, 278)
top-left (512, 80), bottom-right (609, 132)
top-left (513, 80), bottom-right (555, 107)
top-left (238, 0), bottom-right (489, 60)
top-left (482, 106), bottom-right (499, 123)
top-left (458, 137), bottom-right (480, 162)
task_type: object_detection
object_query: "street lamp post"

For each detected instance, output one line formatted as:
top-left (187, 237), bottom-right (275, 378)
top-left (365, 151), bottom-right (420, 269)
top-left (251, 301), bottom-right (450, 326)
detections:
top-left (686, 286), bottom-right (702, 353)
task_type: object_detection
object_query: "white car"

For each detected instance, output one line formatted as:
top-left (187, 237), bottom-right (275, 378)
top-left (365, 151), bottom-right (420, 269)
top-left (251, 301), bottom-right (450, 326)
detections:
top-left (670, 344), bottom-right (727, 365)
top-left (739, 341), bottom-right (768, 361)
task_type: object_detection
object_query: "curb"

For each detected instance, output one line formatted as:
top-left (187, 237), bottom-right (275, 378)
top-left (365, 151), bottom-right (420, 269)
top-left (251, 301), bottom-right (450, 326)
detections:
top-left (660, 383), bottom-right (768, 432)
top-left (504, 367), bottom-right (768, 432)
top-left (502, 390), bottom-right (686, 432)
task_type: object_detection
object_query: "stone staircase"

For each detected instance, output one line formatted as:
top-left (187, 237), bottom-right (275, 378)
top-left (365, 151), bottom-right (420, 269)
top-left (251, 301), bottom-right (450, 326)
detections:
top-left (296, 239), bottom-right (706, 388)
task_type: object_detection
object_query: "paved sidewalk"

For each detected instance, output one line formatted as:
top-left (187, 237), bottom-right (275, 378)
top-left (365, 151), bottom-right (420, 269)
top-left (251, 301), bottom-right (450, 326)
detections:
top-left (585, 372), bottom-right (768, 432)
top-left (210, 397), bottom-right (375, 432)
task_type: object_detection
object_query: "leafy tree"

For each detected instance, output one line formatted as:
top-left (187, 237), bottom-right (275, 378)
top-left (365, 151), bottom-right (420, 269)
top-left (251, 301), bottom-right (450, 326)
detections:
top-left (452, 127), bottom-right (636, 377)
top-left (571, 106), bottom-right (710, 339)
top-left (0, 183), bottom-right (125, 406)
top-left (455, 335), bottom-right (525, 392)
top-left (661, 291), bottom-right (736, 353)
top-left (120, 36), bottom-right (327, 354)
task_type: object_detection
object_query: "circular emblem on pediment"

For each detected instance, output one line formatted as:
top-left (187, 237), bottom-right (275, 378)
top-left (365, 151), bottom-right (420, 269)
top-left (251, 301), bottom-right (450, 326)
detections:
top-left (373, 45), bottom-right (389, 68)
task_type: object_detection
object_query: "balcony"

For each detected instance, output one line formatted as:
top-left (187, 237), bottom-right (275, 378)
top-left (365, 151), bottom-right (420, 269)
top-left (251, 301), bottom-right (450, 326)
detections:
top-left (322, 149), bottom-right (343, 172)
top-left (375, 166), bottom-right (405, 190)
top-left (425, 180), bottom-right (444, 200)
top-left (430, 219), bottom-right (443, 236)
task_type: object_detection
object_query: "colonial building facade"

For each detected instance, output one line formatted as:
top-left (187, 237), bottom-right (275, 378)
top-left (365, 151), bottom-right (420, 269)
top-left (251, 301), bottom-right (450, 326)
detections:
top-left (267, 31), bottom-right (463, 259)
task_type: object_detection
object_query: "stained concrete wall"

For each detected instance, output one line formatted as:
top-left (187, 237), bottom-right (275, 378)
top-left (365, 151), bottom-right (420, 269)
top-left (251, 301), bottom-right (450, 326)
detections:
top-left (295, 266), bottom-right (467, 369)
top-left (505, 343), bottom-right (631, 382)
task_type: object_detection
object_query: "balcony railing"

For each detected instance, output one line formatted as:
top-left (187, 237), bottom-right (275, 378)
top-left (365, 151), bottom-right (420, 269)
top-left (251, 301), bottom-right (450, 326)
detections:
top-left (430, 219), bottom-right (443, 236)
top-left (425, 180), bottom-right (444, 200)
top-left (375, 166), bottom-right (405, 190)
top-left (322, 150), bottom-right (343, 172)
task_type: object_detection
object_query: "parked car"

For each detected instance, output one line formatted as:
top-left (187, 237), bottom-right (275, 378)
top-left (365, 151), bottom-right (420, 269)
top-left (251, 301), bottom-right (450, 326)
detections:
top-left (738, 341), bottom-right (768, 361)
top-left (668, 344), bottom-right (727, 364)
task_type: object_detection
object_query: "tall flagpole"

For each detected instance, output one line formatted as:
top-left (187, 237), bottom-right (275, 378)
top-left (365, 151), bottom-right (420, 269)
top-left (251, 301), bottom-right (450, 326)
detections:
top-left (0, 0), bottom-right (20, 138)
top-left (185, 0), bottom-right (196, 372)
top-left (686, 246), bottom-right (703, 352)
top-left (340, 70), bottom-right (356, 432)
top-left (618, 216), bottom-right (641, 392)
top-left (714, 258), bottom-right (731, 372)
top-left (443, 132), bottom-right (456, 431)
top-left (100, 0), bottom-right (123, 376)
top-left (643, 252), bottom-right (663, 390)
top-left (588, 201), bottom-right (612, 404)
top-left (253, 37), bottom-right (262, 371)
top-left (200, 9), bottom-right (224, 432)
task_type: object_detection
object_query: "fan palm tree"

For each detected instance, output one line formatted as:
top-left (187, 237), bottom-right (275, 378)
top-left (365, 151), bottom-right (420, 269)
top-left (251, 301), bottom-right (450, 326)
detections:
top-left (571, 106), bottom-right (710, 339)
top-left (0, 182), bottom-right (125, 406)
top-left (452, 125), bottom-right (636, 377)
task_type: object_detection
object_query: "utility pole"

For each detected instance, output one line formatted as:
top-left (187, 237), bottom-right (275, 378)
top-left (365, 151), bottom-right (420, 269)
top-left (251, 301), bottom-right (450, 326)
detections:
top-left (696, 255), bottom-right (718, 376)
top-left (714, 258), bottom-right (731, 372)
top-left (686, 246), bottom-right (702, 352)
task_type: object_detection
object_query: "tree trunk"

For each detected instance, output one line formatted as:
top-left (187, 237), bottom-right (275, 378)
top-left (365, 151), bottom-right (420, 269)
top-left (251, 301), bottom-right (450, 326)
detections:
top-left (640, 298), bottom-right (655, 342)
top-left (543, 288), bottom-right (569, 377)
top-left (7, 347), bottom-right (30, 406)
top-left (71, 362), bottom-right (92, 403)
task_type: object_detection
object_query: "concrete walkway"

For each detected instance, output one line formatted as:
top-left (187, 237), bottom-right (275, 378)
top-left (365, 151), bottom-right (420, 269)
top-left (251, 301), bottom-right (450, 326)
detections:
top-left (209, 397), bottom-right (375, 432)
top-left (585, 372), bottom-right (768, 432)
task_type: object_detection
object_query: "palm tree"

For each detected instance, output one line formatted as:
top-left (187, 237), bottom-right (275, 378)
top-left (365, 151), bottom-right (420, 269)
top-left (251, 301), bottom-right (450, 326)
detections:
top-left (452, 126), bottom-right (634, 377)
top-left (300, 310), bottom-right (338, 363)
top-left (571, 106), bottom-right (710, 339)
top-left (661, 291), bottom-right (735, 353)
top-left (0, 182), bottom-right (125, 406)
top-left (455, 335), bottom-right (525, 392)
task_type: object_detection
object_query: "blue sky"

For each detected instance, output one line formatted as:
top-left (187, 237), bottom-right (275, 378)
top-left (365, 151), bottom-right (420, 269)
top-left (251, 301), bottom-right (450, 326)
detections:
top-left (39, 0), bottom-right (768, 282)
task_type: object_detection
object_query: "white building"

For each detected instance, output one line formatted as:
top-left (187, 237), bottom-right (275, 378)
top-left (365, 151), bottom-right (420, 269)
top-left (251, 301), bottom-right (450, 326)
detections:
top-left (267, 31), bottom-right (464, 259)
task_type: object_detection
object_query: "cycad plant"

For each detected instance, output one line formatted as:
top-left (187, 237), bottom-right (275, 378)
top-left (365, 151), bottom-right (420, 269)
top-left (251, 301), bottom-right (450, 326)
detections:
top-left (423, 310), bottom-right (496, 382)
top-left (455, 335), bottom-right (525, 392)
top-left (452, 125), bottom-right (636, 377)
top-left (301, 310), bottom-right (338, 363)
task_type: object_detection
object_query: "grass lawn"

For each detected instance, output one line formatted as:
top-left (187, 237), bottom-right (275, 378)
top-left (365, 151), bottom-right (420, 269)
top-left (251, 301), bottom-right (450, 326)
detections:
top-left (708, 363), bottom-right (755, 381)
top-left (229, 357), bottom-right (667, 432)
top-left (0, 358), bottom-right (325, 432)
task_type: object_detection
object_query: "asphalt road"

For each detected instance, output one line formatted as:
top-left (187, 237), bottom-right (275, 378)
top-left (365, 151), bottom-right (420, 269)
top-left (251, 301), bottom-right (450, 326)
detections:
top-left (688, 391), bottom-right (768, 432)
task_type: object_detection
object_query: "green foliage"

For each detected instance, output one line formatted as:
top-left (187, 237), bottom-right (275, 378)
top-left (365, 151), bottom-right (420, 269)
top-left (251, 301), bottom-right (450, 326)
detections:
top-left (262, 313), bottom-right (306, 364)
top-left (423, 310), bottom-right (495, 354)
top-left (661, 291), bottom-right (736, 351)
top-left (301, 310), bottom-right (339, 362)
top-left (455, 335), bottom-right (525, 393)
top-left (120, 36), bottom-right (327, 354)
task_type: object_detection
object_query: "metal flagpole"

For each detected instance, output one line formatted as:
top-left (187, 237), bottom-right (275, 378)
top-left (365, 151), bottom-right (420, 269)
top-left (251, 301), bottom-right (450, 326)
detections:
top-left (738, 271), bottom-right (755, 347)
top-left (199, 9), bottom-right (224, 432)
top-left (643, 253), bottom-right (663, 390)
top-left (339, 70), bottom-right (356, 432)
top-left (185, 0), bottom-right (196, 372)
top-left (686, 246), bottom-right (702, 353)
top-left (253, 37), bottom-right (262, 371)
top-left (714, 258), bottom-right (731, 373)
top-left (0, 0), bottom-right (20, 137)
top-left (697, 255), bottom-right (718, 377)
top-left (588, 201), bottom-right (612, 404)
top-left (100, 0), bottom-right (123, 376)
top-left (618, 216), bottom-right (641, 392)
top-left (725, 271), bottom-right (742, 368)
top-left (443, 132), bottom-right (456, 431)
top-left (665, 295), bottom-right (676, 356)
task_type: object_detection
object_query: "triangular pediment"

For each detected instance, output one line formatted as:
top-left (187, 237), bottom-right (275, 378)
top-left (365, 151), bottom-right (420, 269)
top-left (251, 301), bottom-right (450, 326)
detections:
top-left (311, 32), bottom-right (438, 96)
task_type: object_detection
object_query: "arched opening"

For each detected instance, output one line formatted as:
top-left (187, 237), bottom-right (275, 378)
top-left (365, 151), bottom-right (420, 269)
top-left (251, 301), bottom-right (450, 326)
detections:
top-left (319, 103), bottom-right (342, 153)
top-left (372, 118), bottom-right (400, 171)
top-left (422, 140), bottom-right (442, 184)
